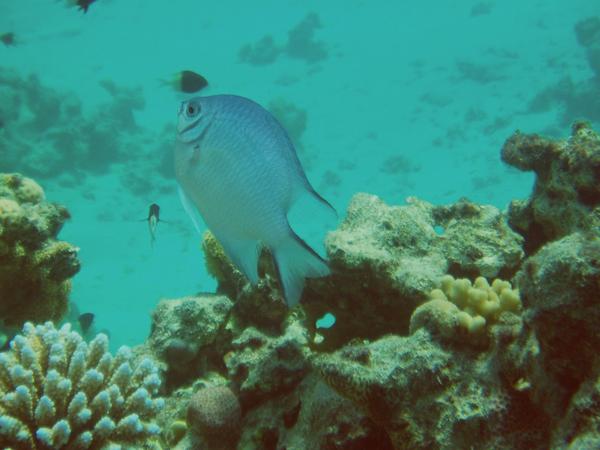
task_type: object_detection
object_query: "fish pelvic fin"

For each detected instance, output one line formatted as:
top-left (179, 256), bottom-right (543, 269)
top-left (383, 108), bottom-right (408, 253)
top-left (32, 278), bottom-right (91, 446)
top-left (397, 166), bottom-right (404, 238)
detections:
top-left (271, 228), bottom-right (330, 307)
top-left (178, 185), bottom-right (204, 233)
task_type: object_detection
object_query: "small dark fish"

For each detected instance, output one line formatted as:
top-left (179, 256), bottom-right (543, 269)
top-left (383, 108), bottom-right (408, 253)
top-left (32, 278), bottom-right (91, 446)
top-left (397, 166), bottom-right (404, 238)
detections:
top-left (1, 32), bottom-right (16, 47)
top-left (163, 70), bottom-right (208, 94)
top-left (65, 0), bottom-right (97, 13)
top-left (76, 0), bottom-right (97, 13)
top-left (78, 312), bottom-right (95, 333)
top-left (143, 203), bottom-right (164, 245)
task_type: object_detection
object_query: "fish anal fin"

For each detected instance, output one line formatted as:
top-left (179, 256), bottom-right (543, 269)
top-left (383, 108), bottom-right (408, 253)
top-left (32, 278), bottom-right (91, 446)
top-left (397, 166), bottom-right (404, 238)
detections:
top-left (272, 228), bottom-right (330, 307)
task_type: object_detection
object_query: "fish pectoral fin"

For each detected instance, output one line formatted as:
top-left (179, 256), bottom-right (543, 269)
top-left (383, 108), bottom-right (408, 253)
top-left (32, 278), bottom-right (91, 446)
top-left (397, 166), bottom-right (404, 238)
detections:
top-left (272, 229), bottom-right (330, 307)
top-left (309, 187), bottom-right (338, 219)
top-left (214, 234), bottom-right (260, 285)
top-left (178, 185), bottom-right (204, 233)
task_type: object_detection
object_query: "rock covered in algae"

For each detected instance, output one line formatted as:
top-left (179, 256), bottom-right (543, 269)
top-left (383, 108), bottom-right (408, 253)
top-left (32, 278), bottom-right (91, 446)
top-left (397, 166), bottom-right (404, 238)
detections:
top-left (501, 122), bottom-right (600, 253)
top-left (0, 321), bottom-right (164, 449)
top-left (148, 294), bottom-right (233, 385)
top-left (312, 328), bottom-right (545, 449)
top-left (223, 319), bottom-right (311, 407)
top-left (0, 173), bottom-right (80, 326)
top-left (236, 373), bottom-right (393, 450)
top-left (306, 194), bottom-right (523, 347)
top-left (512, 232), bottom-right (600, 421)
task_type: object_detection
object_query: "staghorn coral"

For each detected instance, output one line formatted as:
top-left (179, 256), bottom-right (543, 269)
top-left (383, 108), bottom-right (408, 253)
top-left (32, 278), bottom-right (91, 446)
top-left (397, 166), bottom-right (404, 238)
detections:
top-left (0, 173), bottom-right (80, 327)
top-left (0, 321), bottom-right (163, 449)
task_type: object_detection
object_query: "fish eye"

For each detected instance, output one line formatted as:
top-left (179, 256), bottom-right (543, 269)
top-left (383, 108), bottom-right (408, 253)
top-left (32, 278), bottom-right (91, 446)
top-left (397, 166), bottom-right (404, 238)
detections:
top-left (186, 103), bottom-right (200, 117)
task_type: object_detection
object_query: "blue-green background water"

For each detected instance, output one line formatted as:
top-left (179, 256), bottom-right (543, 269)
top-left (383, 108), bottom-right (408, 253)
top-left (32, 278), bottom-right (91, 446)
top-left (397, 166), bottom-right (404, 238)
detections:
top-left (1, 0), bottom-right (598, 349)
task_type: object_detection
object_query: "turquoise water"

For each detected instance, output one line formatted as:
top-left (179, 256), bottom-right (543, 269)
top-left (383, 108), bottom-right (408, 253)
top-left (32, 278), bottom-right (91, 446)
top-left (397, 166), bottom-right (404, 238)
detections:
top-left (1, 0), bottom-right (598, 349)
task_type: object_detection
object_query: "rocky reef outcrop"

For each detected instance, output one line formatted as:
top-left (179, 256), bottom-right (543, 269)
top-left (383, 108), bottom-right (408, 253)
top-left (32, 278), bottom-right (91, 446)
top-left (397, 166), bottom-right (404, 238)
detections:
top-left (2, 122), bottom-right (594, 449)
top-left (501, 122), bottom-right (600, 253)
top-left (142, 123), bottom-right (600, 450)
top-left (0, 173), bottom-right (80, 328)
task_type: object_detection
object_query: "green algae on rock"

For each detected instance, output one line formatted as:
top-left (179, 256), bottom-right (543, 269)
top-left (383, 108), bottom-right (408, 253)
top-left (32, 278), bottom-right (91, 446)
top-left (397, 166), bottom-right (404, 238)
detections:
top-left (0, 173), bottom-right (80, 327)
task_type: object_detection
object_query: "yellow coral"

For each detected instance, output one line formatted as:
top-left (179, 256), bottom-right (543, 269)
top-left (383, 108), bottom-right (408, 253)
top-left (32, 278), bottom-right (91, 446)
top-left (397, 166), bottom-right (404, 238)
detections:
top-left (435, 274), bottom-right (520, 334)
top-left (410, 275), bottom-right (522, 344)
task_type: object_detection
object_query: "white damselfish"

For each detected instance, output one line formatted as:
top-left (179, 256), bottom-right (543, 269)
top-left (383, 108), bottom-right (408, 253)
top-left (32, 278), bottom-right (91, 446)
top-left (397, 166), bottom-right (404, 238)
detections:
top-left (175, 95), bottom-right (334, 306)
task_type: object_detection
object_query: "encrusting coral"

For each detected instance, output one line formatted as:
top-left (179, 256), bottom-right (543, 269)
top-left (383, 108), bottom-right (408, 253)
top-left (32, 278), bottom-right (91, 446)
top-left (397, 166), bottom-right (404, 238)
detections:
top-left (0, 321), bottom-right (164, 449)
top-left (0, 173), bottom-right (80, 327)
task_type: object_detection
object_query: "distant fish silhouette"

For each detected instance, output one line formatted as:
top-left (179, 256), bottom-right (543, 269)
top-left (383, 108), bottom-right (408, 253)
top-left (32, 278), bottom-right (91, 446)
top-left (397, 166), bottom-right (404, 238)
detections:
top-left (142, 203), bottom-right (167, 246)
top-left (65, 0), bottom-right (98, 13)
top-left (1, 32), bottom-right (16, 47)
top-left (161, 70), bottom-right (208, 94)
top-left (78, 312), bottom-right (95, 333)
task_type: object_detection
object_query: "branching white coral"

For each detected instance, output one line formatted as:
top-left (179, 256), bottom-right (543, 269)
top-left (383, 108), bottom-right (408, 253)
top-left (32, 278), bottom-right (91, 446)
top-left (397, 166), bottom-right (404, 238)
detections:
top-left (0, 322), bottom-right (163, 449)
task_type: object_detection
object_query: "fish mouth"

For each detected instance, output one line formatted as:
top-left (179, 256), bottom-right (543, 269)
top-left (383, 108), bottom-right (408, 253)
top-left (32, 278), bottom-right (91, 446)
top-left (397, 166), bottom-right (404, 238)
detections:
top-left (177, 117), bottom-right (201, 135)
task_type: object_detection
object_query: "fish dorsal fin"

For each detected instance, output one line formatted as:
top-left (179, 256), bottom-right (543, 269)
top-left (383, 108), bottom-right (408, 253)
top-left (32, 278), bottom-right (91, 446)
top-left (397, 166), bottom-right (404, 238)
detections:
top-left (178, 184), bottom-right (204, 233)
top-left (213, 233), bottom-right (260, 285)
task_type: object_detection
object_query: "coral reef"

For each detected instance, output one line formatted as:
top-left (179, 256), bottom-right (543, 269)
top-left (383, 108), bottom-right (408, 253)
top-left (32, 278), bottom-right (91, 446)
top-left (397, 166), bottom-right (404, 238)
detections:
top-left (1, 115), bottom-right (585, 448)
top-left (527, 21), bottom-right (600, 127)
top-left (238, 12), bottom-right (327, 66)
top-left (0, 321), bottom-right (163, 449)
top-left (202, 193), bottom-right (523, 349)
top-left (502, 122), bottom-right (600, 253)
top-left (574, 16), bottom-right (600, 79)
top-left (0, 173), bottom-right (80, 327)
top-left (0, 66), bottom-right (172, 197)
top-left (238, 36), bottom-right (281, 66)
top-left (312, 194), bottom-right (523, 348)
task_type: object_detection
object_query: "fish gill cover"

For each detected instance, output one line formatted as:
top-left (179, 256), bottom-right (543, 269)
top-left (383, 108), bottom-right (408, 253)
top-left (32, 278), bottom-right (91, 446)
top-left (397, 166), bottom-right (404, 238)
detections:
top-left (0, 1), bottom-right (599, 449)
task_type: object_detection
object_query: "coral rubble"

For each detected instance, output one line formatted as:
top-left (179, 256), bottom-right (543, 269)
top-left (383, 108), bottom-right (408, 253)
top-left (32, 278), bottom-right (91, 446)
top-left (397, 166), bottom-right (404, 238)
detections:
top-left (0, 322), bottom-right (163, 449)
top-left (0, 173), bottom-right (80, 327)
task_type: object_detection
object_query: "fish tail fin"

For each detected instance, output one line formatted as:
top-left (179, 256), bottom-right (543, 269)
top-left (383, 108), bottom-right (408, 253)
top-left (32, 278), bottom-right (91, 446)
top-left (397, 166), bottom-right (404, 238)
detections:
top-left (272, 228), bottom-right (330, 307)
